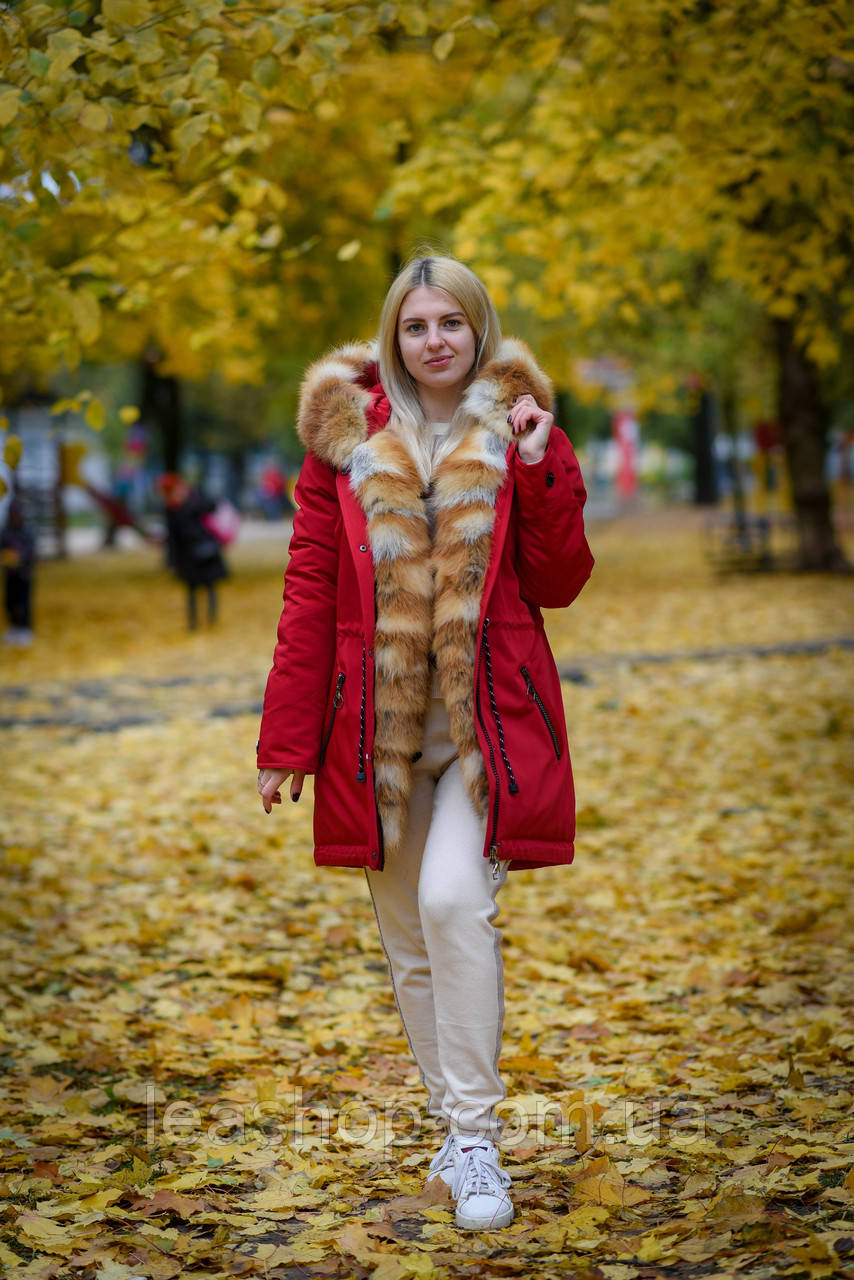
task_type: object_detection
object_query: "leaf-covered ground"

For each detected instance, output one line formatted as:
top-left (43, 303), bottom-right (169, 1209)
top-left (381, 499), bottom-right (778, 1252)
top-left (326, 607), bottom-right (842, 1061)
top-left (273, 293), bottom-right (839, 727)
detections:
top-left (1, 511), bottom-right (853, 1280)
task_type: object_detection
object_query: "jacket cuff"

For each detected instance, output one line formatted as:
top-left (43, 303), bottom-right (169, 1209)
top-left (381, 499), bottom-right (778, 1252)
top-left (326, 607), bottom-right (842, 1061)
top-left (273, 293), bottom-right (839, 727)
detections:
top-left (514, 436), bottom-right (561, 491)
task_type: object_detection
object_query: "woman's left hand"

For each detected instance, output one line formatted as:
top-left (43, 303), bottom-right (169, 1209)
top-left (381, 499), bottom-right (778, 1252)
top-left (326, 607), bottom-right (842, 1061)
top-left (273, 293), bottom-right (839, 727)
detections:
top-left (508, 394), bottom-right (553, 465)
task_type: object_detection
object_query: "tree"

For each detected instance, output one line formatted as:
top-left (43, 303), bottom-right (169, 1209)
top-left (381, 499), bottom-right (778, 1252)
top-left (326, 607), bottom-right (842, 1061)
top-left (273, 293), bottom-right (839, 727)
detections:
top-left (0, 0), bottom-right (487, 394)
top-left (390, 0), bottom-right (854, 569)
top-left (1, 1), bottom-right (498, 479)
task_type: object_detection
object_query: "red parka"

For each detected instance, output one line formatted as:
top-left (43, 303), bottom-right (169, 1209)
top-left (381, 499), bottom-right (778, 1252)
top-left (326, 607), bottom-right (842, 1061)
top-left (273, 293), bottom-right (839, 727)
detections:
top-left (258, 338), bottom-right (593, 873)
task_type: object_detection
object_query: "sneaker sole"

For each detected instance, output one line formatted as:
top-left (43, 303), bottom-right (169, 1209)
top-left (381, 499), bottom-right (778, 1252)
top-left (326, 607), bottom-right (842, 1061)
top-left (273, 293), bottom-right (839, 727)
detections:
top-left (455, 1202), bottom-right (514, 1231)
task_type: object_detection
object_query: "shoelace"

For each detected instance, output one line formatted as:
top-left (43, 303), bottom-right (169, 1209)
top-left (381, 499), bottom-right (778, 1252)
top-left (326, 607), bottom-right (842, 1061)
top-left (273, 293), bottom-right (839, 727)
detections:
top-left (451, 1142), bottom-right (512, 1203)
top-left (428, 1133), bottom-right (455, 1176)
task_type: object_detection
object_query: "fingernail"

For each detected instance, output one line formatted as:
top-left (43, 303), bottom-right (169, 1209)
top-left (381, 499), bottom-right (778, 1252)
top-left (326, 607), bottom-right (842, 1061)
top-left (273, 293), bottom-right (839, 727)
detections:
top-left (507, 413), bottom-right (512, 423)
top-left (292, 792), bottom-right (301, 803)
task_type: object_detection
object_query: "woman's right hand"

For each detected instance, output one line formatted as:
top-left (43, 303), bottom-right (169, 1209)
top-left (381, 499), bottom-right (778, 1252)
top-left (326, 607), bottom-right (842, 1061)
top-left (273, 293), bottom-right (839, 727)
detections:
top-left (258, 768), bottom-right (306, 813)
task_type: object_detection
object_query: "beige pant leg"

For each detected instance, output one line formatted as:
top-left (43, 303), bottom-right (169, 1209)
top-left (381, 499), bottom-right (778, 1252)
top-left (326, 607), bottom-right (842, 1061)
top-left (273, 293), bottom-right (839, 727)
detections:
top-left (365, 767), bottom-right (447, 1118)
top-left (366, 690), bottom-right (507, 1139)
top-left (418, 759), bottom-right (507, 1138)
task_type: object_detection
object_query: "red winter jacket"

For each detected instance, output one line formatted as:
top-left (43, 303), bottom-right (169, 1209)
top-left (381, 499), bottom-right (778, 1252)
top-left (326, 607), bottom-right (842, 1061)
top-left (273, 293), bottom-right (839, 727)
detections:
top-left (258, 339), bottom-right (593, 872)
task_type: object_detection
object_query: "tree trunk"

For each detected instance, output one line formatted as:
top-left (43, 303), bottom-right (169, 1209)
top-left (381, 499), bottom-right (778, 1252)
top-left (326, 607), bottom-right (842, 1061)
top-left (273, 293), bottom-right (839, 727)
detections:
top-left (692, 388), bottom-right (719, 505)
top-left (773, 319), bottom-right (848, 571)
top-left (141, 351), bottom-right (182, 473)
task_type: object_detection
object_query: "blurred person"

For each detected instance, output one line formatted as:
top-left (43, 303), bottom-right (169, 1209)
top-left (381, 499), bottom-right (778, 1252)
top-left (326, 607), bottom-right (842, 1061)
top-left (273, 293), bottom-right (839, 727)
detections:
top-left (259, 460), bottom-right (290, 519)
top-left (1, 495), bottom-right (37, 647)
top-left (256, 255), bottom-right (593, 1230)
top-left (158, 473), bottom-right (227, 630)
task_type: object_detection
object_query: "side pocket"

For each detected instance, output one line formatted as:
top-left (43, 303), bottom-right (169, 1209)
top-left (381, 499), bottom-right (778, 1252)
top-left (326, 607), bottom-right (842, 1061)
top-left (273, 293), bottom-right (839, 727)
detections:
top-left (520, 665), bottom-right (562, 759)
top-left (319, 671), bottom-right (345, 765)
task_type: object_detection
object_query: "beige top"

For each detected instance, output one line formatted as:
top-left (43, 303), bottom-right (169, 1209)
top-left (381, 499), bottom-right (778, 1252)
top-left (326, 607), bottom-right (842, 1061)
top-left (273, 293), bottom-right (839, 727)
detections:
top-left (430, 420), bottom-right (451, 460)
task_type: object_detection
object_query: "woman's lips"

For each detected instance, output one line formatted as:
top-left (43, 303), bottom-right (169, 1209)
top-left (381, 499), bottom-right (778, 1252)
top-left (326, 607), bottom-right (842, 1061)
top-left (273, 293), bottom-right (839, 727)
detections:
top-left (426, 356), bottom-right (451, 367)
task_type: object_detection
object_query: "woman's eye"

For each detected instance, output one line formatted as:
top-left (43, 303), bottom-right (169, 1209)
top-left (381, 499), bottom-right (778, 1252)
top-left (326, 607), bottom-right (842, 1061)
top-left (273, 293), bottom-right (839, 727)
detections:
top-left (445, 319), bottom-right (462, 328)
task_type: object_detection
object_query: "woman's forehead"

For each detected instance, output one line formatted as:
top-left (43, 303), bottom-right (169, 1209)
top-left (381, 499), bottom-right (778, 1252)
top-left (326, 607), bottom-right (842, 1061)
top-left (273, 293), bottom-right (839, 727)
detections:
top-left (399, 285), bottom-right (463, 322)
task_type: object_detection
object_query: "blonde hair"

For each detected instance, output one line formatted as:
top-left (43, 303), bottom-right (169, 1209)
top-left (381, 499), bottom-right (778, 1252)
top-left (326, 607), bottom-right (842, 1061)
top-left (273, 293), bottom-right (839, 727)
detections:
top-left (377, 254), bottom-right (502, 483)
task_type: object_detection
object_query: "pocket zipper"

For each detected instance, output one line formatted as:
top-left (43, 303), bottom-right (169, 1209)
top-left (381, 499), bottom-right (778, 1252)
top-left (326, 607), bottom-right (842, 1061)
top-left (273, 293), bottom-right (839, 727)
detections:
top-left (319, 671), bottom-right (345, 765)
top-left (520, 665), bottom-right (562, 759)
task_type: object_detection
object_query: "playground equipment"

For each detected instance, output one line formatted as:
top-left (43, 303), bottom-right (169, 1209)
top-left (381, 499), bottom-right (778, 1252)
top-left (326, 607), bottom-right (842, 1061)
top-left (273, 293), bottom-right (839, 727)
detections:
top-left (59, 441), bottom-right (159, 546)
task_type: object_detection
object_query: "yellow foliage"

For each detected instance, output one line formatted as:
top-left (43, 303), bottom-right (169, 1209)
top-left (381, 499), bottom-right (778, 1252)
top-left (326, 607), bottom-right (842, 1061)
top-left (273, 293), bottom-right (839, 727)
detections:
top-left (3, 433), bottom-right (23, 469)
top-left (389, 0), bottom-right (853, 397)
top-left (84, 399), bottom-right (105, 431)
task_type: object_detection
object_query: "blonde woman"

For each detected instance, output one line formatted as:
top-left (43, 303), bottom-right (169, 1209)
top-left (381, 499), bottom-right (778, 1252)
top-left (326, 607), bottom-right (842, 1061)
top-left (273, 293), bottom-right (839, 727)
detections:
top-left (257, 255), bottom-right (593, 1229)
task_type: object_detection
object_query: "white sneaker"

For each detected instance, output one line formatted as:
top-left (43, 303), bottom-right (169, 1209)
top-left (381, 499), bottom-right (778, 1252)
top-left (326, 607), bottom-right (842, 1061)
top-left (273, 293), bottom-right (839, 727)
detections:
top-left (451, 1138), bottom-right (514, 1230)
top-left (425, 1132), bottom-right (456, 1188)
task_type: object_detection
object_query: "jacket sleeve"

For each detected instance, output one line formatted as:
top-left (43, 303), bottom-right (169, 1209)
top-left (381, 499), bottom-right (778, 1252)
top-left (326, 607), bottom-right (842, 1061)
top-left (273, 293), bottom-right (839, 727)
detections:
top-left (512, 429), bottom-right (594, 609)
top-left (257, 451), bottom-right (341, 773)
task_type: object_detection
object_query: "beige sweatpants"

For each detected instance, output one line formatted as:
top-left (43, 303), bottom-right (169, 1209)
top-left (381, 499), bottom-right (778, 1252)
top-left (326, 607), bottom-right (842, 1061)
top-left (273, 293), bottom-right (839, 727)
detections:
top-left (365, 685), bottom-right (509, 1139)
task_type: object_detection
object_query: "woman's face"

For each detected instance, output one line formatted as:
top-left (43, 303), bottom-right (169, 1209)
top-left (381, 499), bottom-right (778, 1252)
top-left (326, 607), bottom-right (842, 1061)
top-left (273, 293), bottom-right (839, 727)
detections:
top-left (397, 286), bottom-right (477, 404)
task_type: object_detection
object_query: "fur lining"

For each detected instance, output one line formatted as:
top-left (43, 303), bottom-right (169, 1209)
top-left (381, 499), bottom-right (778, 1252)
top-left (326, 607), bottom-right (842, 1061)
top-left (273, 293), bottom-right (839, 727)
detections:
top-left (297, 338), bottom-right (553, 856)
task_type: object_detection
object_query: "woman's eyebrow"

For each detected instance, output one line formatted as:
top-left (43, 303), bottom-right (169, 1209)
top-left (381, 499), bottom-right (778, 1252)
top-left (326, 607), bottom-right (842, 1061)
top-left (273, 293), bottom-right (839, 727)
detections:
top-left (400, 310), bottom-right (466, 324)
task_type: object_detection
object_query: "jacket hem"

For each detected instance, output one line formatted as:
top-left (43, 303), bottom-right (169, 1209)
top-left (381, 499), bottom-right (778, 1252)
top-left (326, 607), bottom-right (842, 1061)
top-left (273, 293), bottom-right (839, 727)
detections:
top-left (312, 843), bottom-right (574, 871)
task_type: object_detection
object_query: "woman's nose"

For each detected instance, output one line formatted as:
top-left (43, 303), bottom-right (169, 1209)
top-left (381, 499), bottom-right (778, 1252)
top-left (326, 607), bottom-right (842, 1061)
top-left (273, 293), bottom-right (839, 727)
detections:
top-left (425, 325), bottom-right (443, 348)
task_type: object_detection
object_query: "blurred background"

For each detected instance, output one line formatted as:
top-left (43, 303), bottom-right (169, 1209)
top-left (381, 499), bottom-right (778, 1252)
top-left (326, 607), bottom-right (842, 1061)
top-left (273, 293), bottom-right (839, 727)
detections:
top-left (1, 0), bottom-right (852, 577)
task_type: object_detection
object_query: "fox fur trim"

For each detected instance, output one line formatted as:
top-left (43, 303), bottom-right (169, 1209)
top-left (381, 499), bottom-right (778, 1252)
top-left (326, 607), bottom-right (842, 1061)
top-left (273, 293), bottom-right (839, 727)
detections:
top-left (297, 337), bottom-right (553, 856)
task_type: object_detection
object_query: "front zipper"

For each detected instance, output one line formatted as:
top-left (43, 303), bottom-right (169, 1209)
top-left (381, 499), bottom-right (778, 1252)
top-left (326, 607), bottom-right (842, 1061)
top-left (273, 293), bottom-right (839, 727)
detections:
top-left (319, 671), bottom-right (345, 765)
top-left (475, 618), bottom-right (502, 872)
top-left (520, 665), bottom-right (562, 759)
top-left (356, 645), bottom-right (367, 782)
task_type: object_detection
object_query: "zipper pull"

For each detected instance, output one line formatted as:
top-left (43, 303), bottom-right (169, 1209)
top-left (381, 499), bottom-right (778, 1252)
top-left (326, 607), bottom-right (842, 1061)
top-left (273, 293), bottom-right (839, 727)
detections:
top-left (521, 665), bottom-right (535, 701)
top-left (489, 844), bottom-right (501, 879)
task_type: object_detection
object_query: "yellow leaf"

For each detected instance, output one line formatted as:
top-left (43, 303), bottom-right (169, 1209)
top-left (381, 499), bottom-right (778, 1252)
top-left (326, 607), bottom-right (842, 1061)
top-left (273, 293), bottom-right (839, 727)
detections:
top-left (0, 475), bottom-right (6, 499)
top-left (433, 32), bottom-right (455, 61)
top-left (174, 113), bottom-right (211, 152)
top-left (0, 1241), bottom-right (21, 1268)
top-left (3, 434), bottom-right (22, 470)
top-left (15, 1212), bottom-right (74, 1256)
top-left (71, 290), bottom-right (102, 345)
top-left (79, 103), bottom-right (110, 131)
top-left (102, 0), bottom-right (152, 25)
top-left (50, 397), bottom-right (82, 416)
top-left (119, 405), bottom-right (140, 425)
top-left (0, 87), bottom-right (19, 127)
top-left (0, 415), bottom-right (9, 431)
top-left (46, 30), bottom-right (84, 80)
top-left (337, 239), bottom-right (361, 262)
top-left (85, 399), bottom-right (105, 431)
top-left (573, 1156), bottom-right (652, 1207)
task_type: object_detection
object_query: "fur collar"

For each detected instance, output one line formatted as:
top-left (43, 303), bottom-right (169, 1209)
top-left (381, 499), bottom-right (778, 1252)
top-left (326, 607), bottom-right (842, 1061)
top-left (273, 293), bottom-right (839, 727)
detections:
top-left (297, 339), bottom-right (553, 857)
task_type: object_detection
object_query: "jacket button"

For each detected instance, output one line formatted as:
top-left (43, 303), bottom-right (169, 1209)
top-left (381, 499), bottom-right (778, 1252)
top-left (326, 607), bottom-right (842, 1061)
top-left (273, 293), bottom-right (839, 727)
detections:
top-left (367, 648), bottom-right (373, 658)
top-left (545, 471), bottom-right (555, 488)
top-left (370, 851), bottom-right (378, 866)
top-left (359, 544), bottom-right (368, 552)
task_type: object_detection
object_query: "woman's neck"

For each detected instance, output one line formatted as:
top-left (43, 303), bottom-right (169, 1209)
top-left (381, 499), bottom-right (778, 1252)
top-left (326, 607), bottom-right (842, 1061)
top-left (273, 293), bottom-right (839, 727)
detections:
top-left (418, 386), bottom-right (463, 422)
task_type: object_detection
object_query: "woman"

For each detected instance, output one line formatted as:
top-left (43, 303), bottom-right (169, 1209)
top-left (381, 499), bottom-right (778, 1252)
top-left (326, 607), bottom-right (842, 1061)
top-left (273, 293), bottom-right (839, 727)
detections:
top-left (257, 255), bottom-right (593, 1230)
